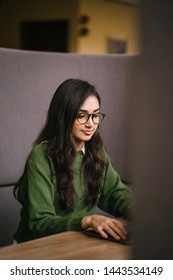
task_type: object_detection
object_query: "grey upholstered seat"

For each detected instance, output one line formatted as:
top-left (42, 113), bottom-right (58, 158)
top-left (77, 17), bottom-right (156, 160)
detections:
top-left (0, 186), bottom-right (21, 247)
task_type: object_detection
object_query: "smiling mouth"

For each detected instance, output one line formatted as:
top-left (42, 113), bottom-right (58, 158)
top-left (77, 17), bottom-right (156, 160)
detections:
top-left (82, 130), bottom-right (93, 135)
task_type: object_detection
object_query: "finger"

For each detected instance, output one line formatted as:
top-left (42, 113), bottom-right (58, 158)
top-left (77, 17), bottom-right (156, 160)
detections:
top-left (113, 227), bottom-right (127, 240)
top-left (103, 221), bottom-right (127, 240)
top-left (103, 225), bottom-right (122, 240)
top-left (97, 223), bottom-right (124, 240)
top-left (97, 226), bottom-right (108, 239)
top-left (112, 220), bottom-right (128, 235)
top-left (104, 223), bottom-right (127, 240)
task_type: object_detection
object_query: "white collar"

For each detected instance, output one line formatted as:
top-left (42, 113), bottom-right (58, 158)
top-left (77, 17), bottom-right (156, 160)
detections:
top-left (81, 144), bottom-right (85, 154)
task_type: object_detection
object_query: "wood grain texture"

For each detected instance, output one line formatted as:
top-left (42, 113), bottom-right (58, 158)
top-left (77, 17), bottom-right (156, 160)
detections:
top-left (0, 231), bottom-right (132, 260)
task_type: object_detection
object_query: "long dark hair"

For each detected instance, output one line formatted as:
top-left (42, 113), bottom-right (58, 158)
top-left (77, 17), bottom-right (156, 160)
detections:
top-left (14, 79), bottom-right (105, 211)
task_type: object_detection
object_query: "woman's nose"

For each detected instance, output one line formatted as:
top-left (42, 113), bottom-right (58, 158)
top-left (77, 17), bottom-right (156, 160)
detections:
top-left (85, 115), bottom-right (94, 126)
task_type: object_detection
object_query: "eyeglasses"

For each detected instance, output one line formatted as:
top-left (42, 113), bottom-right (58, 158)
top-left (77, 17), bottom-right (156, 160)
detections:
top-left (77, 112), bottom-right (105, 124)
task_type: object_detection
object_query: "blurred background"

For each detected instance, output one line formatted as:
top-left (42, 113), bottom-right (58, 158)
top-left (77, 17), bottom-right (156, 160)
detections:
top-left (0, 0), bottom-right (141, 54)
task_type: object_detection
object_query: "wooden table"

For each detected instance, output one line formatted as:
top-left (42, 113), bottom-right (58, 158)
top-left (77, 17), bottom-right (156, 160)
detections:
top-left (0, 231), bottom-right (132, 260)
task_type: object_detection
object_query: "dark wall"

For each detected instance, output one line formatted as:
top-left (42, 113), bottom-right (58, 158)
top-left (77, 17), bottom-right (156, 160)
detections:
top-left (133, 0), bottom-right (173, 259)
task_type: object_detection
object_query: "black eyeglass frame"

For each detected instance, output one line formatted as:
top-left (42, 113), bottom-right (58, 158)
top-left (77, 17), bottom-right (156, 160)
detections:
top-left (76, 112), bottom-right (106, 124)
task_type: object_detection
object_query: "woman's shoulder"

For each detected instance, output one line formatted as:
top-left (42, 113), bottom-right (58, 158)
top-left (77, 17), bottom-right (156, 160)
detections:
top-left (101, 147), bottom-right (110, 163)
top-left (25, 142), bottom-right (54, 178)
top-left (28, 142), bottom-right (48, 162)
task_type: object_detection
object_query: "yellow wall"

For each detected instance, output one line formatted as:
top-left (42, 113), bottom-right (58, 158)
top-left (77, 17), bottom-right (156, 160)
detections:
top-left (77, 0), bottom-right (141, 54)
top-left (0, 0), bottom-right (79, 52)
top-left (0, 0), bottom-right (140, 54)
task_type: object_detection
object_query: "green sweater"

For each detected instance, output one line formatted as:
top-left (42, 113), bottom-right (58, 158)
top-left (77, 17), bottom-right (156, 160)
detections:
top-left (14, 143), bottom-right (133, 243)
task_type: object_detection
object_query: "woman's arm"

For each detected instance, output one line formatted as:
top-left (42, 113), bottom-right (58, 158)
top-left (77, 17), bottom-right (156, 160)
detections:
top-left (22, 144), bottom-right (84, 239)
top-left (80, 151), bottom-right (133, 240)
top-left (97, 151), bottom-right (133, 219)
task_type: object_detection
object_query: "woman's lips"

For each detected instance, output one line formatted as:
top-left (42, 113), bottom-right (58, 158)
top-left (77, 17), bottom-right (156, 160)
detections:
top-left (82, 130), bottom-right (93, 135)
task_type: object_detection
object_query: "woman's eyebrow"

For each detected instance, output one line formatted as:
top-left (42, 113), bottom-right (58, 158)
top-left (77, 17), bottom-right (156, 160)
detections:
top-left (79, 108), bottom-right (100, 113)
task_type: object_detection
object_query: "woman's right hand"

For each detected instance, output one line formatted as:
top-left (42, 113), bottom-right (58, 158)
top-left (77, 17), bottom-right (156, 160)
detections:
top-left (82, 214), bottom-right (127, 240)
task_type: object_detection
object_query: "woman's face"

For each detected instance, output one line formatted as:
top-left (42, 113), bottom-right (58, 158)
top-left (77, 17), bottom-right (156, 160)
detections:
top-left (72, 95), bottom-right (100, 151)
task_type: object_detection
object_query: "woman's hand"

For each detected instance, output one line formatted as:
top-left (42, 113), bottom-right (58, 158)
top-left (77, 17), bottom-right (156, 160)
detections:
top-left (82, 215), bottom-right (127, 240)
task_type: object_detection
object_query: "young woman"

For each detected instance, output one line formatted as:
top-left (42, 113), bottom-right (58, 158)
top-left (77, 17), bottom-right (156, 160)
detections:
top-left (14, 78), bottom-right (133, 243)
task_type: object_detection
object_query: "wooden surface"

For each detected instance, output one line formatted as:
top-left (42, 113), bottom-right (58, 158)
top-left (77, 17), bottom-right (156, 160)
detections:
top-left (0, 231), bottom-right (132, 260)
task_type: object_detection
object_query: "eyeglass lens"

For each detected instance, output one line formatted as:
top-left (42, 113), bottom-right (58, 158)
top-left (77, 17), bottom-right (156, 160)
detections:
top-left (77, 113), bottom-right (105, 124)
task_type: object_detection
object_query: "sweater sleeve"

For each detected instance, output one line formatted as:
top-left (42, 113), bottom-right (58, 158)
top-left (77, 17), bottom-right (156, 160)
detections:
top-left (98, 151), bottom-right (133, 219)
top-left (26, 145), bottom-right (83, 238)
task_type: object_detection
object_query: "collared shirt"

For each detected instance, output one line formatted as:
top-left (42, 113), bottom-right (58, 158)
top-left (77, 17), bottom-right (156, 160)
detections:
top-left (81, 144), bottom-right (85, 155)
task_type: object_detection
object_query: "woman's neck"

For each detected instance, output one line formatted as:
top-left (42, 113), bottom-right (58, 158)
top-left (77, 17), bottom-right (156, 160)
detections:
top-left (75, 141), bottom-right (85, 152)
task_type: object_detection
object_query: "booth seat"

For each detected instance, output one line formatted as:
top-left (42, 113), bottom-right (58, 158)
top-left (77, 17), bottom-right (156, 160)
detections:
top-left (0, 48), bottom-right (137, 246)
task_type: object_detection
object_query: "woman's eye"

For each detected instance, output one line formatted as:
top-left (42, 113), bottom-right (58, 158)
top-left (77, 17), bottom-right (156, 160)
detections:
top-left (93, 114), bottom-right (99, 119)
top-left (78, 114), bottom-right (86, 119)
